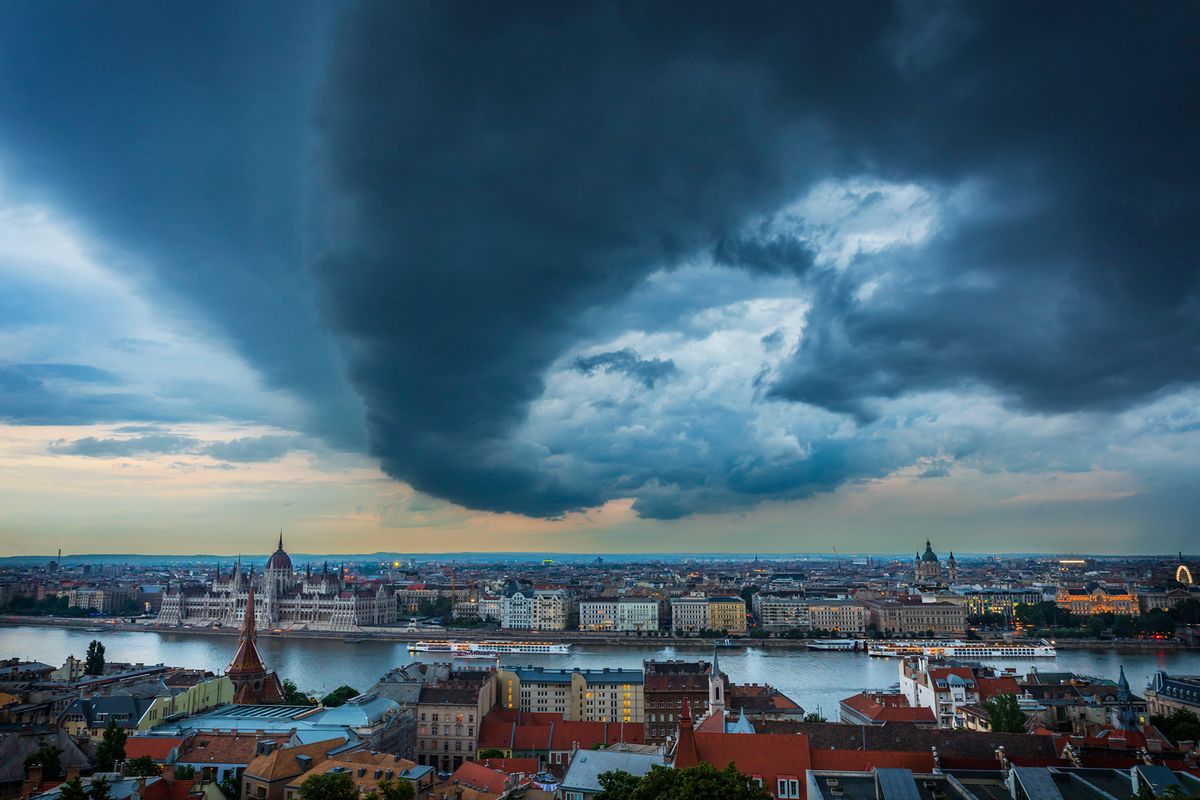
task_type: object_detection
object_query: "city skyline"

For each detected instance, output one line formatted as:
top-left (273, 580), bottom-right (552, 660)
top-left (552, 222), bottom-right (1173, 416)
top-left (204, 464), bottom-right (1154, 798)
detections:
top-left (2, 3), bottom-right (1198, 556)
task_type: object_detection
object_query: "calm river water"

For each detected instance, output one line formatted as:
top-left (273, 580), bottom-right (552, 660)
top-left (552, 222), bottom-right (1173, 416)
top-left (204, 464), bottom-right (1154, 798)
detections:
top-left (3, 625), bottom-right (1198, 719)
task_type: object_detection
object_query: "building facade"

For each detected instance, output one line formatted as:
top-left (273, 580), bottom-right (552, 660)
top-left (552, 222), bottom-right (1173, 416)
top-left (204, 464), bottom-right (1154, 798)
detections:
top-left (416, 670), bottom-right (496, 773)
top-left (156, 536), bottom-right (398, 630)
top-left (496, 667), bottom-right (644, 723)
top-left (579, 598), bottom-right (660, 632)
top-left (865, 597), bottom-right (967, 635)
top-left (1056, 584), bottom-right (1137, 616)
top-left (707, 597), bottom-right (748, 634)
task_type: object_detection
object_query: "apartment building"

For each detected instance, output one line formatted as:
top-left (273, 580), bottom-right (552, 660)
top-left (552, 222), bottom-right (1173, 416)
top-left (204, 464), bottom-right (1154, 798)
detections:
top-left (865, 597), bottom-right (966, 635)
top-left (707, 596), bottom-right (748, 634)
top-left (670, 595), bottom-right (709, 633)
top-left (496, 667), bottom-right (644, 723)
top-left (501, 584), bottom-right (576, 630)
top-left (805, 599), bottom-right (867, 634)
top-left (416, 670), bottom-right (496, 773)
top-left (579, 598), bottom-right (659, 632)
top-left (671, 593), bottom-right (747, 635)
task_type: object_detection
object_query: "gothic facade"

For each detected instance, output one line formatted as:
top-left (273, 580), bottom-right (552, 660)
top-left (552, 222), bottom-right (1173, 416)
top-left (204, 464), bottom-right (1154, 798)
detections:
top-left (156, 535), bottom-right (398, 631)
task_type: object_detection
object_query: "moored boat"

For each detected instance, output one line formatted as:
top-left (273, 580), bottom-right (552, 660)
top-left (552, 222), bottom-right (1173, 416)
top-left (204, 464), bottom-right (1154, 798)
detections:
top-left (867, 639), bottom-right (1056, 658)
top-left (409, 639), bottom-right (571, 655)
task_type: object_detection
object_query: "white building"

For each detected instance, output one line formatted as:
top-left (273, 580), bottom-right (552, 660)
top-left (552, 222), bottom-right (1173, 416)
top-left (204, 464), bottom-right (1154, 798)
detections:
top-left (532, 588), bottom-right (575, 630)
top-left (501, 583), bottom-right (575, 630)
top-left (670, 594), bottom-right (710, 633)
top-left (615, 599), bottom-right (659, 632)
top-left (579, 598), bottom-right (659, 632)
top-left (579, 599), bottom-right (618, 631)
top-left (501, 586), bottom-right (534, 629)
top-left (899, 657), bottom-right (981, 728)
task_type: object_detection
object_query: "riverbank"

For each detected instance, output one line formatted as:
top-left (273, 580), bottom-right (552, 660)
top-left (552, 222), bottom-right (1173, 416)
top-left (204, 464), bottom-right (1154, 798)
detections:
top-left (2, 615), bottom-right (1191, 652)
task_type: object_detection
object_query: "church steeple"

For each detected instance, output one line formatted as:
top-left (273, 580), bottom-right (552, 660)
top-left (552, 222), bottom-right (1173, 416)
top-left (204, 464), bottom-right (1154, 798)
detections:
top-left (226, 583), bottom-right (284, 705)
top-left (708, 644), bottom-right (725, 714)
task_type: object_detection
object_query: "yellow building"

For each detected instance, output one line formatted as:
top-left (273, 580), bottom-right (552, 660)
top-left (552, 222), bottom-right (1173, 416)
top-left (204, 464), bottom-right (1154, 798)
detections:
top-left (1056, 585), bottom-right (1137, 616)
top-left (496, 667), bottom-right (644, 723)
top-left (138, 675), bottom-right (235, 730)
top-left (707, 596), bottom-right (748, 635)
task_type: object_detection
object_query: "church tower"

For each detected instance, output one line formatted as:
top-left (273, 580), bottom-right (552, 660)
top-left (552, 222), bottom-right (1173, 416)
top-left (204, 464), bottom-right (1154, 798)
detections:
top-left (708, 645), bottom-right (725, 716)
top-left (226, 584), bottom-right (285, 704)
top-left (948, 552), bottom-right (958, 583)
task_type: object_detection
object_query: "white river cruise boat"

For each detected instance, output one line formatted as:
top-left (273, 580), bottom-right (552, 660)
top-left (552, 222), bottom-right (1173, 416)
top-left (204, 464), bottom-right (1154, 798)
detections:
top-left (409, 640), bottom-right (572, 655)
top-left (867, 639), bottom-right (1056, 659)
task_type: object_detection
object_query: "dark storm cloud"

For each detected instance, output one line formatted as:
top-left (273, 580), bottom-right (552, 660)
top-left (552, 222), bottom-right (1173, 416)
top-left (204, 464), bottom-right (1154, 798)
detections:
top-left (316, 2), bottom-right (884, 515)
top-left (0, 2), bottom-right (364, 447)
top-left (5, 2), bottom-right (1198, 521)
top-left (314, 1), bottom-right (1198, 516)
top-left (573, 349), bottom-right (677, 389)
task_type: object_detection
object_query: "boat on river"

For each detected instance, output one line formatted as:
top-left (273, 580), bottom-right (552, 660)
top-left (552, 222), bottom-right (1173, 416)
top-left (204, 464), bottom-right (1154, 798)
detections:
top-left (806, 639), bottom-right (864, 651)
top-left (867, 639), bottom-right (1056, 658)
top-left (409, 640), bottom-right (571, 655)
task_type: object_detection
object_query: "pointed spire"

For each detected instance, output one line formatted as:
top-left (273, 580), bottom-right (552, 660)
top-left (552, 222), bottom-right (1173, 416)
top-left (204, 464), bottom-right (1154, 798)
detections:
top-left (711, 642), bottom-right (720, 678)
top-left (278, 529), bottom-right (284, 551)
top-left (242, 583), bottom-right (257, 643)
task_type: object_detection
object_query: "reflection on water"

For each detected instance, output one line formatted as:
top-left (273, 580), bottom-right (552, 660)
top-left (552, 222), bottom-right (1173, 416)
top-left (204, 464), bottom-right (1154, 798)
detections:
top-left (3, 625), bottom-right (1197, 719)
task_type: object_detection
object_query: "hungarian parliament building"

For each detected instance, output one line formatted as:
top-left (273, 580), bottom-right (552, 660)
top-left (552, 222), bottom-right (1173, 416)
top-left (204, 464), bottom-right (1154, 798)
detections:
top-left (155, 535), bottom-right (399, 631)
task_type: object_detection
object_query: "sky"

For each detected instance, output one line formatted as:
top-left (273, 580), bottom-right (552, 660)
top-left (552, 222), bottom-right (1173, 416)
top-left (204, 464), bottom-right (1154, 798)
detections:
top-left (1, 2), bottom-right (1198, 557)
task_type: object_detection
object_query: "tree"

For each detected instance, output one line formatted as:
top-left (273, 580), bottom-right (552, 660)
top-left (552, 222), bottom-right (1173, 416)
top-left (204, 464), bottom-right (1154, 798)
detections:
top-left (1150, 709), bottom-right (1200, 745)
top-left (595, 770), bottom-right (644, 800)
top-left (174, 765), bottom-right (197, 781)
top-left (983, 693), bottom-right (1026, 733)
top-left (320, 685), bottom-right (360, 707)
top-left (94, 719), bottom-right (127, 772)
top-left (1170, 598), bottom-right (1200, 625)
top-left (298, 772), bottom-right (357, 800)
top-left (125, 756), bottom-right (161, 777)
top-left (597, 764), bottom-right (771, 800)
top-left (85, 640), bottom-right (106, 676)
top-left (24, 740), bottom-right (62, 779)
top-left (478, 748), bottom-right (506, 759)
top-left (218, 771), bottom-right (240, 800)
top-left (372, 779), bottom-right (413, 800)
top-left (88, 777), bottom-right (112, 800)
top-left (58, 777), bottom-right (87, 800)
top-left (803, 712), bottom-right (828, 723)
top-left (282, 679), bottom-right (317, 706)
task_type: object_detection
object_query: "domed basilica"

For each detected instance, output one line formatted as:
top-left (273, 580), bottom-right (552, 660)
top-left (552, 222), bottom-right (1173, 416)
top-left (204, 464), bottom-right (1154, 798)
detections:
top-left (157, 534), bottom-right (399, 631)
top-left (913, 540), bottom-right (957, 588)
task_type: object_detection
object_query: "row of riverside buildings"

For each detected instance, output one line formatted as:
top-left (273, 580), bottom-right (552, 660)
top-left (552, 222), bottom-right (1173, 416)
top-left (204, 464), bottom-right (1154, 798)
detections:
top-left (7, 585), bottom-right (1200, 800)
top-left (136, 537), bottom-right (1196, 638)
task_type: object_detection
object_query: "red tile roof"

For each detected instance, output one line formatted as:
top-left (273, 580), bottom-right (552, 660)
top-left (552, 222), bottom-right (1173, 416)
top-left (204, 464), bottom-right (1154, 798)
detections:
top-left (976, 677), bottom-right (1021, 701)
top-left (478, 710), bottom-right (645, 752)
top-left (448, 762), bottom-right (507, 794)
top-left (809, 750), bottom-right (936, 772)
top-left (677, 732), bottom-right (812, 795)
top-left (125, 737), bottom-right (183, 761)
top-left (479, 758), bottom-right (538, 776)
top-left (840, 693), bottom-right (936, 724)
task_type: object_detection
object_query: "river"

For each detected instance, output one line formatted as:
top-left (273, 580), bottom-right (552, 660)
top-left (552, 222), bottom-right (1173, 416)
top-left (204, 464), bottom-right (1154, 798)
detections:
top-left (3, 625), bottom-right (1197, 719)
